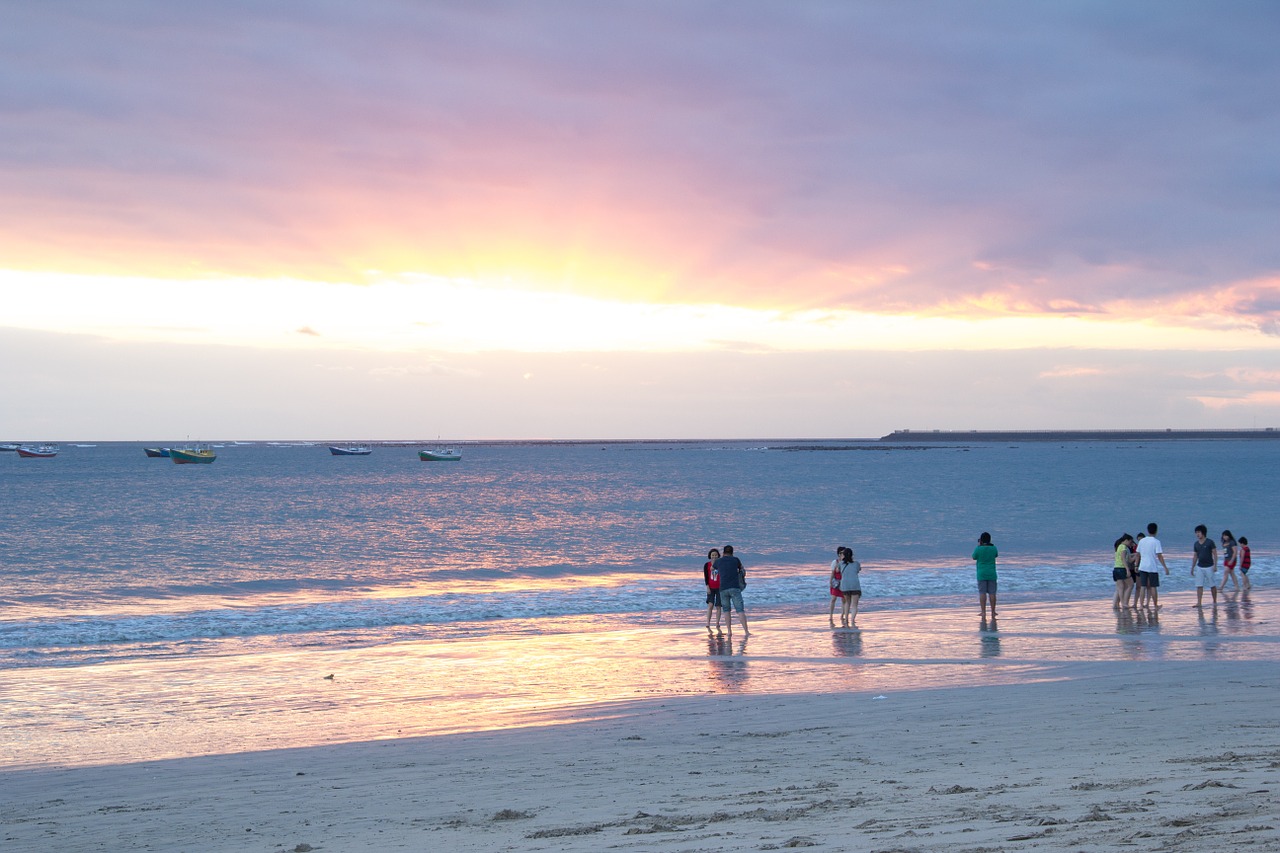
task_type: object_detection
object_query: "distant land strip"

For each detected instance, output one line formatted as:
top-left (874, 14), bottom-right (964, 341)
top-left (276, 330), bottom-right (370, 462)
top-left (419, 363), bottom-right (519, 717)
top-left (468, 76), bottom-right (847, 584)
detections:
top-left (879, 428), bottom-right (1280, 442)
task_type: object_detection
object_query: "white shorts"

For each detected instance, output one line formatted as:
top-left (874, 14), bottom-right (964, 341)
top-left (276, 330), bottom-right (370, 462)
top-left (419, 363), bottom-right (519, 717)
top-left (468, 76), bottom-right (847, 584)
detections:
top-left (1193, 566), bottom-right (1219, 589)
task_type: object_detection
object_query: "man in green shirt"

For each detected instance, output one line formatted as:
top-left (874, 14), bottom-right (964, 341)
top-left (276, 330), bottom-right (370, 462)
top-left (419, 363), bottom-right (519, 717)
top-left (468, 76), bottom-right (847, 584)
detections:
top-left (972, 532), bottom-right (999, 620)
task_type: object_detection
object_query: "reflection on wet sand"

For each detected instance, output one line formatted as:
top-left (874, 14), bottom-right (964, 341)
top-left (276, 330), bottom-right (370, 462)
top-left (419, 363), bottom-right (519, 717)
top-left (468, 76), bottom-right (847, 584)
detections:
top-left (707, 634), bottom-right (750, 691)
top-left (830, 629), bottom-right (863, 657)
top-left (7, 591), bottom-right (1276, 769)
top-left (979, 618), bottom-right (1001, 658)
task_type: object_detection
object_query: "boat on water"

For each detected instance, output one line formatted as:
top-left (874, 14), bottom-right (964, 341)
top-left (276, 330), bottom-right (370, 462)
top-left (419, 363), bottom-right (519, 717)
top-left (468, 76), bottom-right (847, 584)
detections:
top-left (419, 448), bottom-right (462, 462)
top-left (143, 447), bottom-right (171, 458)
top-left (0, 443), bottom-right (18, 452)
top-left (17, 444), bottom-right (59, 458)
top-left (170, 445), bottom-right (217, 464)
top-left (329, 445), bottom-right (373, 456)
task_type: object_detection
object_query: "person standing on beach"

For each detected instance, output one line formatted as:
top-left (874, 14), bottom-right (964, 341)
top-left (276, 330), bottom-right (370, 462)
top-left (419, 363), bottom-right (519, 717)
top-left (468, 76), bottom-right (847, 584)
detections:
top-left (1191, 524), bottom-right (1219, 607)
top-left (972, 532), bottom-right (998, 620)
top-left (1131, 533), bottom-right (1147, 606)
top-left (1238, 537), bottom-right (1252, 590)
top-left (828, 547), bottom-right (847, 626)
top-left (704, 548), bottom-right (722, 634)
top-left (1113, 534), bottom-right (1136, 608)
top-left (1220, 530), bottom-right (1240, 591)
top-left (714, 545), bottom-right (749, 637)
top-left (1135, 522), bottom-right (1170, 608)
top-left (840, 548), bottom-right (863, 627)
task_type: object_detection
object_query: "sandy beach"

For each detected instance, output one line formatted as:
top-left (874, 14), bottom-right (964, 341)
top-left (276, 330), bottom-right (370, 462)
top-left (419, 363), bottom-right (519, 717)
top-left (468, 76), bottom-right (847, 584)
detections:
top-left (4, 652), bottom-right (1277, 852)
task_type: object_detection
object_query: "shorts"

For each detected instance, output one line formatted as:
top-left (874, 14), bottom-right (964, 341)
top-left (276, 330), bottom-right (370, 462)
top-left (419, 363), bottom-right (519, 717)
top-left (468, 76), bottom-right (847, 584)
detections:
top-left (844, 589), bottom-right (862, 597)
top-left (1140, 571), bottom-right (1160, 589)
top-left (1193, 566), bottom-right (1219, 589)
top-left (721, 587), bottom-right (745, 613)
top-left (1241, 566), bottom-right (1250, 575)
top-left (978, 579), bottom-right (997, 595)
top-left (1112, 567), bottom-right (1128, 582)
top-left (706, 589), bottom-right (722, 606)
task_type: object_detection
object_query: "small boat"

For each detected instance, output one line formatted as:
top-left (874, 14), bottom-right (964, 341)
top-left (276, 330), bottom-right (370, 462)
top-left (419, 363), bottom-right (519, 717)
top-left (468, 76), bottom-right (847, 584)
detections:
top-left (143, 447), bottom-right (171, 458)
top-left (170, 445), bottom-right (217, 464)
top-left (329, 445), bottom-right (373, 456)
top-left (0, 443), bottom-right (19, 452)
top-left (419, 448), bottom-right (462, 462)
top-left (17, 444), bottom-right (59, 458)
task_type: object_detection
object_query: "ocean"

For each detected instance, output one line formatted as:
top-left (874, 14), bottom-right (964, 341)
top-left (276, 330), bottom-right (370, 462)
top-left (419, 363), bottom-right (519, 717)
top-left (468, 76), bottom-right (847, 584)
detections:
top-left (1, 439), bottom-right (1275, 767)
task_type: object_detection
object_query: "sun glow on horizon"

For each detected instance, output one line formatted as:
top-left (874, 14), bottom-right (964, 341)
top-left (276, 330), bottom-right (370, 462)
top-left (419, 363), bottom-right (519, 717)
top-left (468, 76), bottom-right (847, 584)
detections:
top-left (4, 269), bottom-right (1279, 356)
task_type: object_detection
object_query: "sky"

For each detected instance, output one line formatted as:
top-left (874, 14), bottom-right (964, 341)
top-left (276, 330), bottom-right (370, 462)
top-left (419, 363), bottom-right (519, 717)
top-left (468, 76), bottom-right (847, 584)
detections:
top-left (3, 0), bottom-right (1279, 440)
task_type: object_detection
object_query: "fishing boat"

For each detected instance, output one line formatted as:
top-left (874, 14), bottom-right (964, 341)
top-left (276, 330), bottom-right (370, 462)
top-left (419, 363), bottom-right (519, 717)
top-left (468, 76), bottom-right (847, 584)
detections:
top-left (0, 443), bottom-right (18, 452)
top-left (17, 444), bottom-right (59, 458)
top-left (418, 448), bottom-right (462, 461)
top-left (329, 445), bottom-right (373, 456)
top-left (170, 445), bottom-right (217, 464)
top-left (143, 447), bottom-right (171, 458)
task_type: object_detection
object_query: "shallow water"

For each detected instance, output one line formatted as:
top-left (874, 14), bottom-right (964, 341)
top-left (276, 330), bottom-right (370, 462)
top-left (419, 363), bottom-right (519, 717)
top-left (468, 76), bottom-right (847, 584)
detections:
top-left (1, 439), bottom-right (1275, 767)
top-left (3, 588), bottom-right (1273, 769)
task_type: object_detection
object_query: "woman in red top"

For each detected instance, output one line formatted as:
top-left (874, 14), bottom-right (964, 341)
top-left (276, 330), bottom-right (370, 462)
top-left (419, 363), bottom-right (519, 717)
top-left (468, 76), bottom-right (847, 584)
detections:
top-left (829, 547), bottom-right (847, 627)
top-left (704, 548), bottom-right (722, 634)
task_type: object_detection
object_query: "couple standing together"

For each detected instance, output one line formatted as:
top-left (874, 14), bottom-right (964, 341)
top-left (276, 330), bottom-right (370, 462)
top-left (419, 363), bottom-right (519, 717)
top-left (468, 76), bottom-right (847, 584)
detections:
top-left (703, 545), bottom-right (749, 636)
top-left (828, 547), bottom-right (862, 627)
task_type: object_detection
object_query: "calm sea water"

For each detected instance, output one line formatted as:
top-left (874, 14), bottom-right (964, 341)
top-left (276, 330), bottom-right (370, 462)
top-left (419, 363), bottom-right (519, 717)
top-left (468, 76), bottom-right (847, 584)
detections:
top-left (2, 439), bottom-right (1276, 767)
top-left (1, 439), bottom-right (1275, 669)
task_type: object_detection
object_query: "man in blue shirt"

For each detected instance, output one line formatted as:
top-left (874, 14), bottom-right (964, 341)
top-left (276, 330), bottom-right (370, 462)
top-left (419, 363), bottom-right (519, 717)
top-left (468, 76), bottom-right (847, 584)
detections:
top-left (713, 545), bottom-right (750, 637)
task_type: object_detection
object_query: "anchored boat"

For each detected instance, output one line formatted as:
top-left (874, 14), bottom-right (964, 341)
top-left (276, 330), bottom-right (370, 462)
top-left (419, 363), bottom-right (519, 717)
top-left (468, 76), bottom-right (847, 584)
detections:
top-left (170, 445), bottom-right (217, 464)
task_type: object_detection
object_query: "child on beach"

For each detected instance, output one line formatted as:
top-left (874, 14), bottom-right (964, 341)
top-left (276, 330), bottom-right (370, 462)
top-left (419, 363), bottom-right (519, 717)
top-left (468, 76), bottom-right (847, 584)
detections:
top-left (1191, 524), bottom-right (1218, 607)
top-left (972, 532), bottom-right (998, 620)
top-left (1239, 537), bottom-right (1252, 590)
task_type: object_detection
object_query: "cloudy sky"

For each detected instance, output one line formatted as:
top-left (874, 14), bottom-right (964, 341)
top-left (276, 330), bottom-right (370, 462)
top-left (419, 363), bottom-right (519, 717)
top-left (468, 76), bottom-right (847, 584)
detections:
top-left (3, 1), bottom-right (1279, 440)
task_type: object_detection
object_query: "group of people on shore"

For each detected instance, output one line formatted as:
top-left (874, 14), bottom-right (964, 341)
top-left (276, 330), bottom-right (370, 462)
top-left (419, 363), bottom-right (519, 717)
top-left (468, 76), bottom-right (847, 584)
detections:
top-left (702, 545), bottom-right (749, 636)
top-left (700, 523), bottom-right (1255, 634)
top-left (1112, 522), bottom-right (1252, 609)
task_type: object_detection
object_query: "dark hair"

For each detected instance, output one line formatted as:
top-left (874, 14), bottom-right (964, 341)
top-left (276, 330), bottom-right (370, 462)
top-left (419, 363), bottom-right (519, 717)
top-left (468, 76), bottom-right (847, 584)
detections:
top-left (722, 544), bottom-right (734, 555)
top-left (1195, 524), bottom-right (1207, 536)
top-left (978, 532), bottom-right (991, 545)
top-left (1114, 534), bottom-right (1132, 549)
top-left (707, 548), bottom-right (720, 560)
top-left (1239, 536), bottom-right (1248, 545)
top-left (839, 546), bottom-right (851, 562)
top-left (1221, 529), bottom-right (1235, 542)
top-left (1147, 522), bottom-right (1158, 535)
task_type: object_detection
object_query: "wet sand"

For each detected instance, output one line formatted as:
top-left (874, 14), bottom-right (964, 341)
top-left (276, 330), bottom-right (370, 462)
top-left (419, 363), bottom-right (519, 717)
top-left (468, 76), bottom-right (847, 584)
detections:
top-left (3, 593), bottom-right (1278, 851)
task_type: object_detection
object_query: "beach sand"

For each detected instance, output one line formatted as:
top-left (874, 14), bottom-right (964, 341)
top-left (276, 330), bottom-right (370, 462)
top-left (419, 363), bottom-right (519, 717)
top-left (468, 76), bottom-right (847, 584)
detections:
top-left (3, 656), bottom-right (1277, 852)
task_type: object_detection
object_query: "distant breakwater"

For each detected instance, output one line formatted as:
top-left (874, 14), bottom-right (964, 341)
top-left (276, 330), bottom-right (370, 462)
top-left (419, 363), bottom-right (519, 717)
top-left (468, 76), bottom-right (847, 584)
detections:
top-left (880, 428), bottom-right (1280, 442)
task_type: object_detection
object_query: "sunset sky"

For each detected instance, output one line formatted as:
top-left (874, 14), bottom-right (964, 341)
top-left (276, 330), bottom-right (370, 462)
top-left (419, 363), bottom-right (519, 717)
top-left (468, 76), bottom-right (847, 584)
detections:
top-left (3, 1), bottom-right (1279, 440)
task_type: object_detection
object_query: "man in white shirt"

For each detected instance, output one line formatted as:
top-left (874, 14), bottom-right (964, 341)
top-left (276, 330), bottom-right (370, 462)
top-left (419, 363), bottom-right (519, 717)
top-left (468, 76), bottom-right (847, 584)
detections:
top-left (1135, 522), bottom-right (1170, 608)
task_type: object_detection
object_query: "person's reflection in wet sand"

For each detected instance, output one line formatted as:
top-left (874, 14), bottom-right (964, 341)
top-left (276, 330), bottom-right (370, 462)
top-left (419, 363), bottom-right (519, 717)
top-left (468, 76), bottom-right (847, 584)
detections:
top-left (706, 633), bottom-right (749, 692)
top-left (831, 629), bottom-right (863, 657)
top-left (1114, 609), bottom-right (1144, 660)
top-left (1196, 606), bottom-right (1222, 659)
top-left (979, 617), bottom-right (1001, 658)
